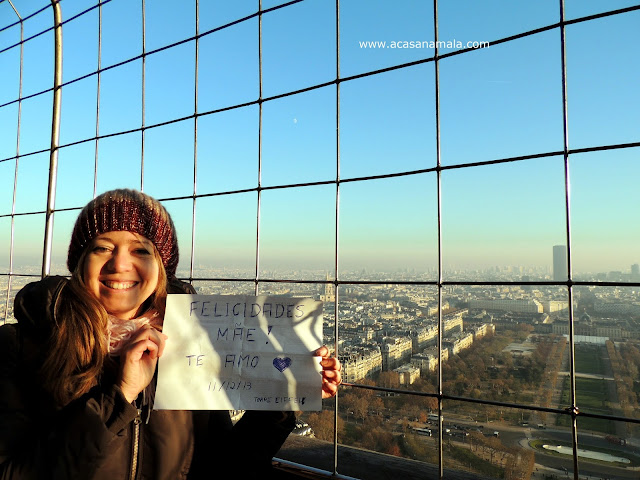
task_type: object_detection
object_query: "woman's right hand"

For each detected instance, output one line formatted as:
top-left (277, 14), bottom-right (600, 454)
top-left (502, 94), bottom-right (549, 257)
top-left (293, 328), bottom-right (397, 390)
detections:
top-left (117, 325), bottom-right (167, 403)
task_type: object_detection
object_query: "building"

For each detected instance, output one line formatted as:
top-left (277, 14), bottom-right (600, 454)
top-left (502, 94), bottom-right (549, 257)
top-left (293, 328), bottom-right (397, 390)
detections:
top-left (445, 332), bottom-right (475, 356)
top-left (542, 300), bottom-right (569, 313)
top-left (393, 364), bottom-right (421, 385)
top-left (339, 346), bottom-right (383, 383)
top-left (468, 298), bottom-right (543, 313)
top-left (320, 273), bottom-right (335, 303)
top-left (470, 322), bottom-right (495, 340)
top-left (381, 336), bottom-right (413, 371)
top-left (443, 313), bottom-right (464, 333)
top-left (411, 347), bottom-right (449, 373)
top-left (410, 325), bottom-right (438, 352)
top-left (594, 302), bottom-right (640, 316)
top-left (553, 245), bottom-right (567, 281)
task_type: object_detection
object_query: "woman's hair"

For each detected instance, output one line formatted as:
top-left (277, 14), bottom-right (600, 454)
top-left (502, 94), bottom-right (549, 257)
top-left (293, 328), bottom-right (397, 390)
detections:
top-left (39, 189), bottom-right (178, 407)
top-left (41, 240), bottom-right (168, 408)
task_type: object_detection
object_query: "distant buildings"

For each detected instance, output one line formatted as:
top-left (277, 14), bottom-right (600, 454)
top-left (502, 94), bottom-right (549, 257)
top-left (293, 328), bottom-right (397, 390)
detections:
top-left (411, 347), bottom-right (449, 373)
top-left (410, 325), bottom-right (438, 351)
top-left (468, 298), bottom-right (544, 314)
top-left (445, 332), bottom-right (475, 356)
top-left (541, 300), bottom-right (569, 313)
top-left (393, 364), bottom-right (420, 385)
top-left (320, 274), bottom-right (335, 303)
top-left (470, 322), bottom-right (495, 340)
top-left (381, 336), bottom-right (413, 371)
top-left (553, 245), bottom-right (567, 281)
top-left (339, 346), bottom-right (383, 383)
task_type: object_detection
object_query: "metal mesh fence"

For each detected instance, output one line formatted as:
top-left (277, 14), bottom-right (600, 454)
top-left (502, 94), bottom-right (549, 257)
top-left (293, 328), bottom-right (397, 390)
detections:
top-left (2, 1), bottom-right (640, 478)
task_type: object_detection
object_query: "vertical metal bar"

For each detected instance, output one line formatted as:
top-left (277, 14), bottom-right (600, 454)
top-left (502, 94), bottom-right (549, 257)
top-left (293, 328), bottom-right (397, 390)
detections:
top-left (558, 1), bottom-right (579, 478)
top-left (433, 0), bottom-right (444, 477)
top-left (140, 0), bottom-right (146, 191)
top-left (190, 0), bottom-right (199, 284)
top-left (7, 0), bottom-right (20, 17)
top-left (254, 1), bottom-right (263, 296)
top-left (42, 0), bottom-right (63, 279)
top-left (333, 1), bottom-right (341, 475)
top-left (93, 1), bottom-right (102, 198)
top-left (4, 1), bottom-right (22, 324)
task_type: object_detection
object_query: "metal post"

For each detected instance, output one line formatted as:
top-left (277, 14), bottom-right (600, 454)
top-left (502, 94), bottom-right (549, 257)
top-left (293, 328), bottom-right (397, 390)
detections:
top-left (41, 0), bottom-right (63, 278)
top-left (4, 0), bottom-right (23, 323)
top-left (433, 1), bottom-right (444, 477)
top-left (333, 1), bottom-right (341, 474)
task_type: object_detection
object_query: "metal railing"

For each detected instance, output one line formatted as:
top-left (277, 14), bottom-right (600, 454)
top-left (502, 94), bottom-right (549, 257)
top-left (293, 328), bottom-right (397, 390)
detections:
top-left (1, 1), bottom-right (640, 478)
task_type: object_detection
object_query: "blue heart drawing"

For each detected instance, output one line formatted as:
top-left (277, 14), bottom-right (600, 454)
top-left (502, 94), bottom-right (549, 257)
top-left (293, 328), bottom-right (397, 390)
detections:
top-left (273, 357), bottom-right (292, 372)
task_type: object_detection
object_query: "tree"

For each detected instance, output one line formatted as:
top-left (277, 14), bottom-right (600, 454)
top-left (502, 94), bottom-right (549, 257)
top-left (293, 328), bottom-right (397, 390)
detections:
top-left (425, 396), bottom-right (439, 412)
top-left (307, 410), bottom-right (344, 442)
top-left (386, 444), bottom-right (402, 457)
top-left (369, 396), bottom-right (385, 416)
top-left (378, 371), bottom-right (400, 389)
top-left (353, 396), bottom-right (369, 423)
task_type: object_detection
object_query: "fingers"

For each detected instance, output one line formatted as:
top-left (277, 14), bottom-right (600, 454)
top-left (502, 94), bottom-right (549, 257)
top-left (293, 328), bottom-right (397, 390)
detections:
top-left (118, 326), bottom-right (168, 403)
top-left (123, 325), bottom-right (168, 359)
top-left (313, 345), bottom-right (329, 358)
top-left (320, 356), bottom-right (340, 370)
top-left (322, 364), bottom-right (341, 385)
top-left (313, 345), bottom-right (342, 399)
top-left (322, 373), bottom-right (341, 399)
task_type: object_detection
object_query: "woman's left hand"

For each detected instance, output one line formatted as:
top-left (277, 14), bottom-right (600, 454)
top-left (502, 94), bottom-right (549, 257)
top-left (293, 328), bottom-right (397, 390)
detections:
top-left (314, 346), bottom-right (342, 399)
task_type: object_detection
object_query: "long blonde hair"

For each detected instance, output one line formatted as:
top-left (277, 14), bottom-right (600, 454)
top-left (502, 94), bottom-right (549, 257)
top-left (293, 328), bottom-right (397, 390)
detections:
top-left (41, 246), bottom-right (168, 408)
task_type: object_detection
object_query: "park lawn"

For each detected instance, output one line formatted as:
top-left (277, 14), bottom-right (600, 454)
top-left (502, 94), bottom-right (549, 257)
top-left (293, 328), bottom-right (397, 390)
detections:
top-left (557, 376), bottom-right (614, 434)
top-left (574, 345), bottom-right (606, 376)
top-left (560, 376), bottom-right (611, 411)
top-left (575, 377), bottom-right (611, 410)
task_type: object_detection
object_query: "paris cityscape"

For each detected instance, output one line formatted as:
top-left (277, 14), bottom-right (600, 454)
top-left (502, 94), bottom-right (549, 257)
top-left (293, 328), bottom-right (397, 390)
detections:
top-left (2, 245), bottom-right (640, 479)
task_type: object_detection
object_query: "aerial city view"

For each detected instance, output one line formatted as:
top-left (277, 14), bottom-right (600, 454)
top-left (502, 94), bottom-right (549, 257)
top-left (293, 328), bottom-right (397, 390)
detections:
top-left (2, 1), bottom-right (639, 479)
top-left (3, 244), bottom-right (639, 479)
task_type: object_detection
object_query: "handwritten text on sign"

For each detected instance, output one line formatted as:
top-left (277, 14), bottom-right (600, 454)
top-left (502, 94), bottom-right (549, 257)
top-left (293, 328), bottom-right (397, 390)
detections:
top-left (154, 294), bottom-right (324, 411)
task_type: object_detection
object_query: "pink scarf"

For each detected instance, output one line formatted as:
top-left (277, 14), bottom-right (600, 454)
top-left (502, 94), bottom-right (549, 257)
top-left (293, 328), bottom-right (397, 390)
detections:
top-left (108, 309), bottom-right (162, 355)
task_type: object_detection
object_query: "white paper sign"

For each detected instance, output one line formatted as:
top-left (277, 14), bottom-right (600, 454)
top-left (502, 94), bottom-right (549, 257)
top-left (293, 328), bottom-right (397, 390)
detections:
top-left (155, 294), bottom-right (324, 411)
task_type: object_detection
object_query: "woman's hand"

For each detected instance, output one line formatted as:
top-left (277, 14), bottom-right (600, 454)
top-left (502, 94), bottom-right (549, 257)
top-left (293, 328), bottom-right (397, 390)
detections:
top-left (314, 346), bottom-right (342, 399)
top-left (117, 325), bottom-right (168, 403)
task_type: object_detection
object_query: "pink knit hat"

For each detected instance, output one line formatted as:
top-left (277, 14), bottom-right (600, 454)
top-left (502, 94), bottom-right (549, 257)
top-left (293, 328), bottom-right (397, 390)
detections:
top-left (67, 189), bottom-right (179, 277)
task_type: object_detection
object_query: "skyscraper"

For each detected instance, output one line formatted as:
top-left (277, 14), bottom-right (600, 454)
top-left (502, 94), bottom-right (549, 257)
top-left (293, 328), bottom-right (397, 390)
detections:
top-left (553, 245), bottom-right (567, 281)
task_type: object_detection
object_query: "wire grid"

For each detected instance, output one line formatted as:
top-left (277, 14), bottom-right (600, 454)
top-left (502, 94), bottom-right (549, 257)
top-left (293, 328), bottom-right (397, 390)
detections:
top-left (1, 1), bottom-right (640, 479)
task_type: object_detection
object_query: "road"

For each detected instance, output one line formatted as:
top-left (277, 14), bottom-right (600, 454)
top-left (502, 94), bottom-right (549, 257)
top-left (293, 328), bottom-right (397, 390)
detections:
top-left (437, 416), bottom-right (640, 479)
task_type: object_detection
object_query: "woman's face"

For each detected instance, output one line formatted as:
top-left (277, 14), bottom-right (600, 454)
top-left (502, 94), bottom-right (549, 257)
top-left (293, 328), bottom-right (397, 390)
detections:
top-left (83, 231), bottom-right (160, 319)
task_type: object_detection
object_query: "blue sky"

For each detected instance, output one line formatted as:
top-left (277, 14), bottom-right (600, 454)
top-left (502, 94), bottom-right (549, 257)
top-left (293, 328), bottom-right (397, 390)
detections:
top-left (0, 0), bottom-right (639, 279)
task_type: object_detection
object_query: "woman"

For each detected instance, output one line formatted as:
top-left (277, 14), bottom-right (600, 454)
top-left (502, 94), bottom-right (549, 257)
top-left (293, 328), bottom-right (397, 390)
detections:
top-left (0, 189), bottom-right (341, 479)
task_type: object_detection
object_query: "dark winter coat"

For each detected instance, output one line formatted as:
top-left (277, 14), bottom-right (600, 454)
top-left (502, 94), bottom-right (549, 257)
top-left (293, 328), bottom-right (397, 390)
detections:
top-left (0, 276), bottom-right (295, 479)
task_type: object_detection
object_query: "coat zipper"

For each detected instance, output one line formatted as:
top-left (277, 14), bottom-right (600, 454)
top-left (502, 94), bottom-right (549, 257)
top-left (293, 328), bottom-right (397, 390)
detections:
top-left (129, 408), bottom-right (142, 480)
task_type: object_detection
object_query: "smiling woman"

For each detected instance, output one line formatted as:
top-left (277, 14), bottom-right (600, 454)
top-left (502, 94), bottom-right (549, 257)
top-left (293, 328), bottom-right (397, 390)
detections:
top-left (83, 232), bottom-right (160, 320)
top-left (0, 188), bottom-right (341, 479)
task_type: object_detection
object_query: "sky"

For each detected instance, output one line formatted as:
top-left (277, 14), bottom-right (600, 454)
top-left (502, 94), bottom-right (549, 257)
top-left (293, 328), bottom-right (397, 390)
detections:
top-left (0, 0), bottom-right (639, 280)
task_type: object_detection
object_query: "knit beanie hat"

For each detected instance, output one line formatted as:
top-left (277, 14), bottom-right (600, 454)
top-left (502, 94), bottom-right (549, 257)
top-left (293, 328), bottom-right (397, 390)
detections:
top-left (67, 189), bottom-right (179, 277)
